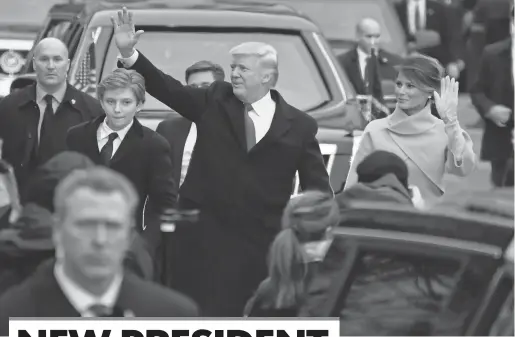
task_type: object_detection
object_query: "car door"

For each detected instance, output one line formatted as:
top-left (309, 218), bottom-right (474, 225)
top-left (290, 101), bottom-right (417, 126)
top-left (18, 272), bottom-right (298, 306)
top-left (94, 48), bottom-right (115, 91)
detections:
top-left (466, 240), bottom-right (514, 336)
top-left (305, 225), bottom-right (504, 335)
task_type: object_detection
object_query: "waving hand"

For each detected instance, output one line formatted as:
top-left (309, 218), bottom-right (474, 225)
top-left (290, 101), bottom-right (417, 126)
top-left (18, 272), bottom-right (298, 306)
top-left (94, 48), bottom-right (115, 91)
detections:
top-left (110, 7), bottom-right (144, 58)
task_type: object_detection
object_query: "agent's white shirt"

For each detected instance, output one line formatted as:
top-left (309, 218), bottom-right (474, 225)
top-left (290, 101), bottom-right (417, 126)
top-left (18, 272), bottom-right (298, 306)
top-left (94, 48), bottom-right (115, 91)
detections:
top-left (408, 0), bottom-right (426, 34)
top-left (180, 124), bottom-right (197, 186)
top-left (54, 263), bottom-right (123, 317)
top-left (35, 84), bottom-right (66, 142)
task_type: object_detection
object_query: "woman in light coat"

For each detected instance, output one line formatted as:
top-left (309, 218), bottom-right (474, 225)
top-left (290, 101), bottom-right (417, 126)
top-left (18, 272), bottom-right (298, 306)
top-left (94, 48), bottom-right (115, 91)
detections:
top-left (345, 55), bottom-right (476, 208)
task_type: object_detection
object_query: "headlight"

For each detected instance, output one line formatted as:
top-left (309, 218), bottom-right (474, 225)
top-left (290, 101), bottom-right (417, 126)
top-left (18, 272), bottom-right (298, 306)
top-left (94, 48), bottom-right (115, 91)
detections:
top-left (0, 50), bottom-right (25, 75)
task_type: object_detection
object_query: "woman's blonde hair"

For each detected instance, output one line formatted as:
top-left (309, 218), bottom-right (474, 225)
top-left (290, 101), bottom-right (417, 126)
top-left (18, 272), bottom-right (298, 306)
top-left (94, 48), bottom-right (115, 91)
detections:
top-left (263, 191), bottom-right (339, 309)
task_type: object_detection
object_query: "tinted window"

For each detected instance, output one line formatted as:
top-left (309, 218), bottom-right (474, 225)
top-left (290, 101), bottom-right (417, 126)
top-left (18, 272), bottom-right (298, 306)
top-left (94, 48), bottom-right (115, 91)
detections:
top-left (101, 30), bottom-right (331, 114)
top-left (45, 20), bottom-right (72, 40)
top-left (338, 250), bottom-right (488, 335)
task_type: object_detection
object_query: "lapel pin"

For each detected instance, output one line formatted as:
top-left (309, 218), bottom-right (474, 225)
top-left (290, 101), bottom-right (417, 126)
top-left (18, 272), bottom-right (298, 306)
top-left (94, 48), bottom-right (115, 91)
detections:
top-left (71, 99), bottom-right (76, 105)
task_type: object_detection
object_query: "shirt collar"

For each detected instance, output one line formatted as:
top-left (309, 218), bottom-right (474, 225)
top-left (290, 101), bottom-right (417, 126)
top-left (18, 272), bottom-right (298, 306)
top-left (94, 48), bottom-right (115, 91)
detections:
top-left (248, 91), bottom-right (274, 117)
top-left (36, 83), bottom-right (67, 105)
top-left (98, 118), bottom-right (134, 142)
top-left (408, 0), bottom-right (425, 7)
top-left (357, 47), bottom-right (370, 60)
top-left (54, 263), bottom-right (123, 315)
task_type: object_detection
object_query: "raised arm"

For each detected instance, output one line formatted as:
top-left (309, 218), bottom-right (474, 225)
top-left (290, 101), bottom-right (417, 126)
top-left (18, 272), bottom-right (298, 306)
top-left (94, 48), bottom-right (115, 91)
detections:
top-left (435, 76), bottom-right (477, 176)
top-left (112, 7), bottom-right (209, 123)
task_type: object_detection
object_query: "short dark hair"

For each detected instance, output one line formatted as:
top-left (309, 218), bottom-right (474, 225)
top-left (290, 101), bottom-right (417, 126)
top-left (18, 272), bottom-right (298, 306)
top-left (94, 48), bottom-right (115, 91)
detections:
top-left (185, 60), bottom-right (225, 82)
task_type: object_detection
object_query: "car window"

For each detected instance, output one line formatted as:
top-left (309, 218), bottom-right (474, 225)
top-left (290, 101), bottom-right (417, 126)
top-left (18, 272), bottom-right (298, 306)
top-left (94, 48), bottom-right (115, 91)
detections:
top-left (100, 29), bottom-right (331, 114)
top-left (337, 250), bottom-right (491, 336)
top-left (70, 26), bottom-right (113, 96)
top-left (45, 20), bottom-right (72, 40)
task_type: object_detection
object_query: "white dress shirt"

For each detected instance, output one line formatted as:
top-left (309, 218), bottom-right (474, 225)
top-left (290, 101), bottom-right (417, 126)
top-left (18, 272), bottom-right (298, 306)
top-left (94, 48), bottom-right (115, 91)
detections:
top-left (408, 0), bottom-right (426, 35)
top-left (118, 50), bottom-right (140, 68)
top-left (356, 47), bottom-right (370, 82)
top-left (35, 84), bottom-right (67, 142)
top-left (97, 119), bottom-right (134, 158)
top-left (54, 263), bottom-right (123, 317)
top-left (119, 51), bottom-right (277, 144)
top-left (247, 91), bottom-right (276, 144)
top-left (180, 123), bottom-right (197, 186)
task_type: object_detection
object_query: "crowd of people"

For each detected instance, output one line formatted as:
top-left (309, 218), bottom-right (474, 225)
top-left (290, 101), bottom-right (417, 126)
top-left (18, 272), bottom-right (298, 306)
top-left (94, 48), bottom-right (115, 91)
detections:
top-left (0, 0), bottom-right (511, 330)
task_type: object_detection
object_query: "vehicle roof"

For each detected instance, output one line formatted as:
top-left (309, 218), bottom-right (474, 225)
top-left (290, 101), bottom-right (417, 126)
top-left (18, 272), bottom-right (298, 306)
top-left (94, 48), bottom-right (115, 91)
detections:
top-left (335, 201), bottom-right (514, 251)
top-left (86, 1), bottom-right (320, 32)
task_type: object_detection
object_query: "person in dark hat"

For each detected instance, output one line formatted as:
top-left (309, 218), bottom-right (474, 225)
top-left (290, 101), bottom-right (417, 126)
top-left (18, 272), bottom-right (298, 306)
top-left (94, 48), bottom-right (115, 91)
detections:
top-left (339, 150), bottom-right (414, 206)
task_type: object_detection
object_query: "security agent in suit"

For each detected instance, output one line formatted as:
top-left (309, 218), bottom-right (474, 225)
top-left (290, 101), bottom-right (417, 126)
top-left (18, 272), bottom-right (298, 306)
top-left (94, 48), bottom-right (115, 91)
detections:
top-left (337, 18), bottom-right (403, 119)
top-left (157, 60), bottom-right (226, 191)
top-left (66, 69), bottom-right (176, 262)
top-left (0, 38), bottom-right (103, 199)
top-left (113, 7), bottom-right (332, 316)
top-left (470, 36), bottom-right (514, 187)
top-left (0, 167), bottom-right (198, 335)
top-left (394, 0), bottom-right (466, 79)
top-left (155, 60), bottom-right (225, 301)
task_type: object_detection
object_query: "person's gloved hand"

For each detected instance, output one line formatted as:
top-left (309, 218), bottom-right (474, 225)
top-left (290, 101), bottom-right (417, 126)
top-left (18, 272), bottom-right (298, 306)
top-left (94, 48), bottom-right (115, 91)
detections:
top-left (434, 76), bottom-right (459, 125)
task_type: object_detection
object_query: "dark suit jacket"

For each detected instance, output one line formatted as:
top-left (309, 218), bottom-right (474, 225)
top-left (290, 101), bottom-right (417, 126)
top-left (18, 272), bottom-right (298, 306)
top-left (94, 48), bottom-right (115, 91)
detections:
top-left (470, 38), bottom-right (514, 161)
top-left (395, 0), bottom-right (464, 65)
top-left (66, 116), bottom-right (177, 256)
top-left (0, 260), bottom-right (198, 334)
top-left (337, 48), bottom-right (402, 96)
top-left (156, 116), bottom-right (193, 196)
top-left (121, 52), bottom-right (332, 245)
top-left (121, 52), bottom-right (332, 315)
top-left (0, 84), bottom-right (103, 197)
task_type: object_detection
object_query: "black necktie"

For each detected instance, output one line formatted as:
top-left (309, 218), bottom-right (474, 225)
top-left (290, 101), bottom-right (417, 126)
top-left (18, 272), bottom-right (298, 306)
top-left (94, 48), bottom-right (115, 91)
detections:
top-left (365, 52), bottom-right (383, 99)
top-left (244, 103), bottom-right (256, 151)
top-left (88, 304), bottom-right (112, 317)
top-left (35, 94), bottom-right (56, 166)
top-left (100, 132), bottom-right (118, 165)
top-left (39, 94), bottom-right (54, 147)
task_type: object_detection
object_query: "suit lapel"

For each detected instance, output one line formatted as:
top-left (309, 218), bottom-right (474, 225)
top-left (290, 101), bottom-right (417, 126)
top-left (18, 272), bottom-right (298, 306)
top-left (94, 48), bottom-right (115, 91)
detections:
top-left (219, 93), bottom-right (247, 151)
top-left (251, 91), bottom-right (293, 153)
top-left (348, 49), bottom-right (366, 94)
top-left (110, 119), bottom-right (144, 164)
top-left (85, 117), bottom-right (104, 164)
top-left (33, 260), bottom-right (81, 317)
